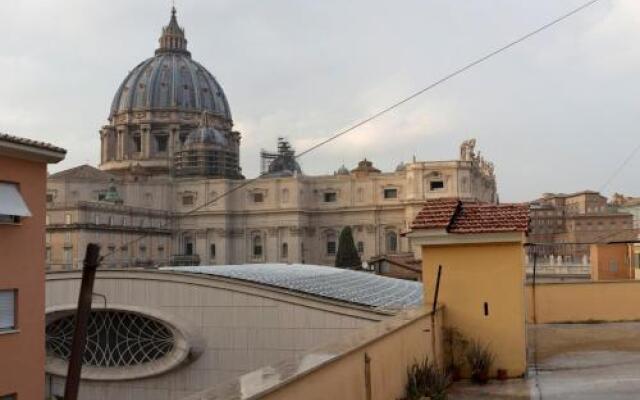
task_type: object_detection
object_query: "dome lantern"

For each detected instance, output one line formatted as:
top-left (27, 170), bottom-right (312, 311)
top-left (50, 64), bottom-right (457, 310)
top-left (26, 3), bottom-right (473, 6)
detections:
top-left (156, 7), bottom-right (190, 56)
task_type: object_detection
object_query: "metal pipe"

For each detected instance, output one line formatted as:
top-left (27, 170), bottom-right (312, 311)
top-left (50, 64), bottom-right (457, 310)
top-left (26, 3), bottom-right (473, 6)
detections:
top-left (432, 264), bottom-right (443, 313)
top-left (64, 243), bottom-right (101, 400)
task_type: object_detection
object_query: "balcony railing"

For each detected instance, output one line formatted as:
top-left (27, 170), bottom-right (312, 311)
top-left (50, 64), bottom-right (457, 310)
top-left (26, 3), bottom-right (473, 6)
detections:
top-left (170, 254), bottom-right (201, 266)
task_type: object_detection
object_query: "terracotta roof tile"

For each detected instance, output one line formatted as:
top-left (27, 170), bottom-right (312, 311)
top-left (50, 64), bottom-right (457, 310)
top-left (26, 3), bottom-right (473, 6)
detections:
top-left (0, 132), bottom-right (66, 154)
top-left (410, 198), bottom-right (529, 234)
top-left (410, 198), bottom-right (460, 230)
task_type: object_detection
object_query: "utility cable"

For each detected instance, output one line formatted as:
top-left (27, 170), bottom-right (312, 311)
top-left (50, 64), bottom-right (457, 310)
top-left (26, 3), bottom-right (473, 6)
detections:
top-left (98, 0), bottom-right (604, 262)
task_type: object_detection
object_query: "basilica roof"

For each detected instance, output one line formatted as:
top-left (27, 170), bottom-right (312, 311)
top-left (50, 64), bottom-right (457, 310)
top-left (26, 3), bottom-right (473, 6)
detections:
top-left (163, 264), bottom-right (423, 309)
top-left (109, 8), bottom-right (231, 121)
top-left (48, 164), bottom-right (115, 181)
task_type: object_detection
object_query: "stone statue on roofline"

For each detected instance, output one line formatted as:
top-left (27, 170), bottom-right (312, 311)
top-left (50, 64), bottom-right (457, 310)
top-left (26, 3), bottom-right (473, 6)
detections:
top-left (459, 138), bottom-right (476, 161)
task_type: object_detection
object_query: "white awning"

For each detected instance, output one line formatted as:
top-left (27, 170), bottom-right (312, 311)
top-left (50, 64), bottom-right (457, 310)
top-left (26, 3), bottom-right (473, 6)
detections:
top-left (0, 182), bottom-right (32, 217)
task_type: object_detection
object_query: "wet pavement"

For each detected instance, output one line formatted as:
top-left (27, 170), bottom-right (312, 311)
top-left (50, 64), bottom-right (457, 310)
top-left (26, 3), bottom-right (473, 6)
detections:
top-left (449, 322), bottom-right (640, 399)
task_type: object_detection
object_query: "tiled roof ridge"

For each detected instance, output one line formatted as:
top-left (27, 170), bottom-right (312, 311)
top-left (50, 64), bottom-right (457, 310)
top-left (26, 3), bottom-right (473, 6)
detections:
top-left (0, 132), bottom-right (66, 154)
top-left (411, 197), bottom-right (530, 234)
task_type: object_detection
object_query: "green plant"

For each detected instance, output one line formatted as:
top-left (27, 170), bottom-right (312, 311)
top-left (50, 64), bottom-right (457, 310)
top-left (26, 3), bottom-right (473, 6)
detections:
top-left (443, 327), bottom-right (468, 377)
top-left (335, 226), bottom-right (361, 269)
top-left (404, 357), bottom-right (450, 400)
top-left (465, 340), bottom-right (494, 384)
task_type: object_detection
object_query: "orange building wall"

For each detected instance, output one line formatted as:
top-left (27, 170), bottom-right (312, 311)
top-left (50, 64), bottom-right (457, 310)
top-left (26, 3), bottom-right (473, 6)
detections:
top-left (591, 243), bottom-right (633, 281)
top-left (0, 155), bottom-right (47, 399)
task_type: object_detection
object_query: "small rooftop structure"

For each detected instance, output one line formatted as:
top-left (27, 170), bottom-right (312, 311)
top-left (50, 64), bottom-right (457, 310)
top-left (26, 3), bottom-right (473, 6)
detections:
top-left (351, 158), bottom-right (381, 177)
top-left (410, 198), bottom-right (530, 234)
top-left (260, 138), bottom-right (302, 177)
top-left (163, 263), bottom-right (423, 309)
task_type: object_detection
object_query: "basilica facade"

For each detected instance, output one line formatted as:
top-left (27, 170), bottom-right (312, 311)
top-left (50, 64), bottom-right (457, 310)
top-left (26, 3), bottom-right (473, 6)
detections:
top-left (45, 8), bottom-right (497, 270)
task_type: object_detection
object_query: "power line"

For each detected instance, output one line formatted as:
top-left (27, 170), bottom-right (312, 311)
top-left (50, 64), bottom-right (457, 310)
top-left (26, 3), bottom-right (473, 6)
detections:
top-left (99, 0), bottom-right (604, 262)
top-left (599, 141), bottom-right (640, 193)
top-left (296, 0), bottom-right (603, 158)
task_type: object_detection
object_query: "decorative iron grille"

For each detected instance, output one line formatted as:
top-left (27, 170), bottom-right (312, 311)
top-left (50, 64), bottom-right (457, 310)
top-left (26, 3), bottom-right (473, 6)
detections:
top-left (46, 310), bottom-right (174, 368)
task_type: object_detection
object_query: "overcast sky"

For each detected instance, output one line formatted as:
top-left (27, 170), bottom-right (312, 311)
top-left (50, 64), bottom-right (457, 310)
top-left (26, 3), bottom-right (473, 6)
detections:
top-left (1, 0), bottom-right (638, 201)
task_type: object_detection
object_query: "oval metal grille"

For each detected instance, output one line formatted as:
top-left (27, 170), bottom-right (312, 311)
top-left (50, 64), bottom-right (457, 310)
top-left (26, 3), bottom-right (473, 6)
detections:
top-left (46, 310), bottom-right (175, 368)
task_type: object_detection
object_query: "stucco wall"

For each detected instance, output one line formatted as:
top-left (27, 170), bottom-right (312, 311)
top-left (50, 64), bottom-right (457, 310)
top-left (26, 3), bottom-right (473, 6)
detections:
top-left (45, 270), bottom-right (387, 400)
top-left (422, 242), bottom-right (527, 378)
top-left (0, 155), bottom-right (47, 399)
top-left (259, 308), bottom-right (442, 400)
top-left (182, 306), bottom-right (443, 400)
top-left (527, 280), bottom-right (640, 324)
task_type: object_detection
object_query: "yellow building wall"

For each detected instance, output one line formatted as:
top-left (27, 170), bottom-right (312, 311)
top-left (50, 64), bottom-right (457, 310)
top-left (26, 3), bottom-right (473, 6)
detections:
top-left (422, 242), bottom-right (527, 378)
top-left (527, 280), bottom-right (640, 324)
top-left (259, 307), bottom-right (443, 400)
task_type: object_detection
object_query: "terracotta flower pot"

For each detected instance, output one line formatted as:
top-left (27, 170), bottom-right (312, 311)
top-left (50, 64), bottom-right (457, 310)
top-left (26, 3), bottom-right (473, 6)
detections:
top-left (471, 371), bottom-right (489, 385)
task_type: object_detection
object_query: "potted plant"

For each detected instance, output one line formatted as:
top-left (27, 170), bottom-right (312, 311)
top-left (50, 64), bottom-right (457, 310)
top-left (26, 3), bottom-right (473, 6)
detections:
top-left (465, 340), bottom-right (494, 384)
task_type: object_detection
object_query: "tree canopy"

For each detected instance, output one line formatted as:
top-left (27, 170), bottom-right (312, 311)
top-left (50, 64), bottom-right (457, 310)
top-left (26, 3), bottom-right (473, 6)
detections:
top-left (335, 226), bottom-right (361, 269)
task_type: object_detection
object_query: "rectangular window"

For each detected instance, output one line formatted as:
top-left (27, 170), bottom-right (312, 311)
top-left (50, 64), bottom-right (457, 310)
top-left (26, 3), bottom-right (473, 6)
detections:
top-left (210, 243), bottom-right (216, 258)
top-left (98, 192), bottom-right (106, 201)
top-left (281, 243), bottom-right (288, 258)
top-left (324, 192), bottom-right (337, 202)
top-left (133, 134), bottom-right (142, 153)
top-left (609, 260), bottom-right (619, 273)
top-left (185, 242), bottom-right (193, 256)
top-left (65, 231), bottom-right (71, 243)
top-left (327, 240), bottom-right (336, 255)
top-left (46, 193), bottom-right (54, 203)
top-left (253, 236), bottom-right (263, 257)
top-left (253, 193), bottom-right (264, 203)
top-left (63, 247), bottom-right (72, 262)
top-left (383, 188), bottom-right (398, 199)
top-left (139, 246), bottom-right (147, 256)
top-left (182, 195), bottom-right (194, 206)
top-left (357, 241), bottom-right (364, 253)
top-left (65, 213), bottom-right (72, 224)
top-left (0, 290), bottom-right (16, 331)
top-left (46, 247), bottom-right (51, 262)
top-left (430, 181), bottom-right (444, 191)
top-left (158, 246), bottom-right (164, 258)
top-left (156, 135), bottom-right (168, 152)
top-left (0, 182), bottom-right (31, 224)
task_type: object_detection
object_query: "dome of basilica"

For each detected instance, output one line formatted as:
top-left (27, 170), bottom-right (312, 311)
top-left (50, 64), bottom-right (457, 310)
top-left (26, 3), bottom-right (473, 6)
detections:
top-left (109, 8), bottom-right (231, 121)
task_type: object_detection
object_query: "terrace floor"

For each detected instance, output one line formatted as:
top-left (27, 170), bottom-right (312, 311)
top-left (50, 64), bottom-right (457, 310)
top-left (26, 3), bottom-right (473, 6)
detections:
top-left (449, 322), bottom-right (640, 399)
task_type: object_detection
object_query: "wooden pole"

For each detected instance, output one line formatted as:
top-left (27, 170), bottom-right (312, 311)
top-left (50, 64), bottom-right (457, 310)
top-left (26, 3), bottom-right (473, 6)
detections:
top-left (63, 243), bottom-right (101, 400)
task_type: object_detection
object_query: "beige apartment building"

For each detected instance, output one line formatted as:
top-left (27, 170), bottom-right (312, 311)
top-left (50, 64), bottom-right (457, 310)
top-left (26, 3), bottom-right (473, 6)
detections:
top-left (46, 9), bottom-right (498, 270)
top-left (529, 191), bottom-right (635, 245)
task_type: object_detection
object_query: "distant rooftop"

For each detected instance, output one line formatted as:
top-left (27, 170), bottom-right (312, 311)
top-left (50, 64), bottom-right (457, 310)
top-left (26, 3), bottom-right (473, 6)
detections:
top-left (0, 132), bottom-right (66, 163)
top-left (0, 132), bottom-right (66, 154)
top-left (162, 264), bottom-right (423, 309)
top-left (411, 198), bottom-right (530, 234)
top-left (48, 164), bottom-right (115, 181)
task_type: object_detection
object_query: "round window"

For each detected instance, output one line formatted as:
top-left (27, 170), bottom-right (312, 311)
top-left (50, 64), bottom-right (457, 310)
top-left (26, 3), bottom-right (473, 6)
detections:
top-left (46, 310), bottom-right (175, 369)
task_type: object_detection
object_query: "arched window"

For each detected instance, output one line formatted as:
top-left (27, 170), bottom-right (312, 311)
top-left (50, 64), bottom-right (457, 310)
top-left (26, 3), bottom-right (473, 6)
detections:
top-left (386, 231), bottom-right (398, 253)
top-left (252, 234), bottom-right (263, 257)
top-left (281, 242), bottom-right (288, 259)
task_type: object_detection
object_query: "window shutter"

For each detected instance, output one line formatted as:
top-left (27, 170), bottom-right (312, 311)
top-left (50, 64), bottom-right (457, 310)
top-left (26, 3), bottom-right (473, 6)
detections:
top-left (0, 290), bottom-right (15, 330)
